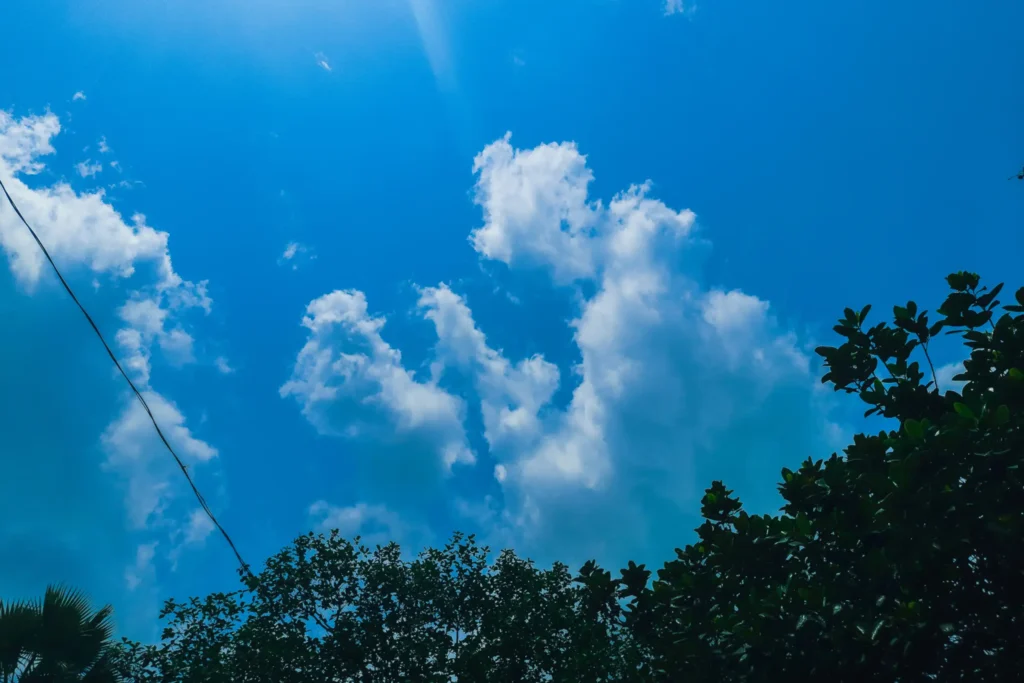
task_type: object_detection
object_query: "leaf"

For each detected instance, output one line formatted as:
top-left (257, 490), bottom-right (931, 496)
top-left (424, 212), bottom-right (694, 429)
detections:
top-left (859, 304), bottom-right (872, 322)
top-left (954, 402), bottom-right (976, 420)
top-left (1016, 287), bottom-right (1024, 306)
top-left (976, 283), bottom-right (1004, 309)
top-left (995, 405), bottom-right (1010, 425)
top-left (903, 419), bottom-right (924, 440)
top-left (1009, 368), bottom-right (1024, 381)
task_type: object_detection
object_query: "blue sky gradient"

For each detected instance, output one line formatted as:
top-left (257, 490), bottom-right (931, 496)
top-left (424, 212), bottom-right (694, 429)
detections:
top-left (1, 0), bottom-right (1021, 639)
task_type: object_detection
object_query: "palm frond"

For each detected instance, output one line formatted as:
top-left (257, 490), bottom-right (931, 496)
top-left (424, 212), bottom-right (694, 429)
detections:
top-left (0, 599), bottom-right (42, 681)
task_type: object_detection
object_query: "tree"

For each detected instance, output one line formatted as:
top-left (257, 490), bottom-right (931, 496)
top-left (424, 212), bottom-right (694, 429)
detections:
top-left (116, 532), bottom-right (646, 683)
top-left (629, 272), bottom-right (1024, 681)
top-left (0, 585), bottom-right (120, 682)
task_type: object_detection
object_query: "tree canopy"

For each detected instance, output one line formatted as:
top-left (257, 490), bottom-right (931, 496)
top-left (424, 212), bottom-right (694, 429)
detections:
top-left (629, 271), bottom-right (1024, 681)
top-left (115, 533), bottom-right (645, 683)
top-left (111, 271), bottom-right (1023, 682)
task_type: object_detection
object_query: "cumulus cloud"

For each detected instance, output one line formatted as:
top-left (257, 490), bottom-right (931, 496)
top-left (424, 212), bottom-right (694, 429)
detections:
top-left (98, 136), bottom-right (111, 154)
top-left (281, 289), bottom-right (474, 469)
top-left (0, 114), bottom-right (186, 291)
top-left (116, 296), bottom-right (200, 379)
top-left (456, 135), bottom-right (830, 560)
top-left (0, 110), bottom-right (220, 575)
top-left (214, 356), bottom-right (234, 374)
top-left (102, 391), bottom-right (217, 530)
top-left (72, 91), bottom-right (87, 102)
top-left (289, 132), bottom-right (837, 565)
top-left (418, 284), bottom-right (560, 453)
top-left (470, 133), bottom-right (599, 283)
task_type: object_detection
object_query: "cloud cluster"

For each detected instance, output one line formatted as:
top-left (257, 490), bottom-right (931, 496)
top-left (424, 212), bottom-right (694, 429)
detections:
top-left (287, 133), bottom-right (836, 564)
top-left (281, 289), bottom-right (474, 469)
top-left (0, 111), bottom-right (218, 587)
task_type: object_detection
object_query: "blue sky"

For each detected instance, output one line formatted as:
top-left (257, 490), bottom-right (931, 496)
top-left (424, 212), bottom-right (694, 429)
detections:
top-left (1, 0), bottom-right (1021, 639)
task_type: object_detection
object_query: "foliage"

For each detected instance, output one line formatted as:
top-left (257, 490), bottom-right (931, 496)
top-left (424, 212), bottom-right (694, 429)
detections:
top-left (0, 584), bottom-right (119, 682)
top-left (629, 272), bottom-right (1024, 681)
top-left (115, 532), bottom-right (646, 683)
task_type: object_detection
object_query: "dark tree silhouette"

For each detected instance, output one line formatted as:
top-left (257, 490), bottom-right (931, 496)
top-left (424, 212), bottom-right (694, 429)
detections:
top-left (0, 585), bottom-right (119, 682)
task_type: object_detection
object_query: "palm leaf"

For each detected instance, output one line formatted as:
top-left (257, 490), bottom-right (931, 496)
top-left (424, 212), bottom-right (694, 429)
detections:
top-left (39, 585), bottom-right (117, 677)
top-left (0, 598), bottom-right (42, 681)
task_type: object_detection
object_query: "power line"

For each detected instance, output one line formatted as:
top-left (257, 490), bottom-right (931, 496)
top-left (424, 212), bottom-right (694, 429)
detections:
top-left (0, 175), bottom-right (254, 581)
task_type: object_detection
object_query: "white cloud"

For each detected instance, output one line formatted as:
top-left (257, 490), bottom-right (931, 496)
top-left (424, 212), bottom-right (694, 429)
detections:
top-left (124, 542), bottom-right (157, 591)
top-left (102, 390), bottom-right (217, 530)
top-left (72, 91), bottom-right (87, 102)
top-left (422, 135), bottom-right (832, 563)
top-left (281, 289), bottom-right (474, 469)
top-left (115, 295), bottom-right (201, 382)
top-left (0, 110), bottom-right (220, 574)
top-left (279, 241), bottom-right (314, 270)
top-left (98, 136), bottom-right (111, 154)
top-left (470, 133), bottom-right (599, 283)
top-left (315, 52), bottom-right (332, 72)
top-left (0, 114), bottom-right (185, 291)
top-left (457, 134), bottom-right (831, 561)
top-left (418, 284), bottom-right (560, 451)
top-left (214, 356), bottom-right (234, 374)
top-left (75, 159), bottom-right (103, 178)
top-left (283, 133), bottom-right (838, 564)
top-left (664, 0), bottom-right (686, 15)
top-left (159, 328), bottom-right (195, 366)
top-left (310, 500), bottom-right (394, 536)
top-left (935, 361), bottom-right (966, 392)
top-left (182, 508), bottom-right (215, 546)
top-left (309, 500), bottom-right (429, 551)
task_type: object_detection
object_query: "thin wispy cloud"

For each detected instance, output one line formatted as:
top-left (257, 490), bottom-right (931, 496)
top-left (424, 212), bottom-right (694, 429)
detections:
top-left (214, 356), bottom-right (235, 375)
top-left (72, 91), bottom-right (87, 102)
top-left (315, 52), bottom-right (332, 72)
top-left (75, 160), bottom-right (103, 178)
top-left (98, 136), bottom-right (111, 153)
top-left (279, 241), bottom-right (315, 270)
top-left (664, 0), bottom-right (685, 15)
